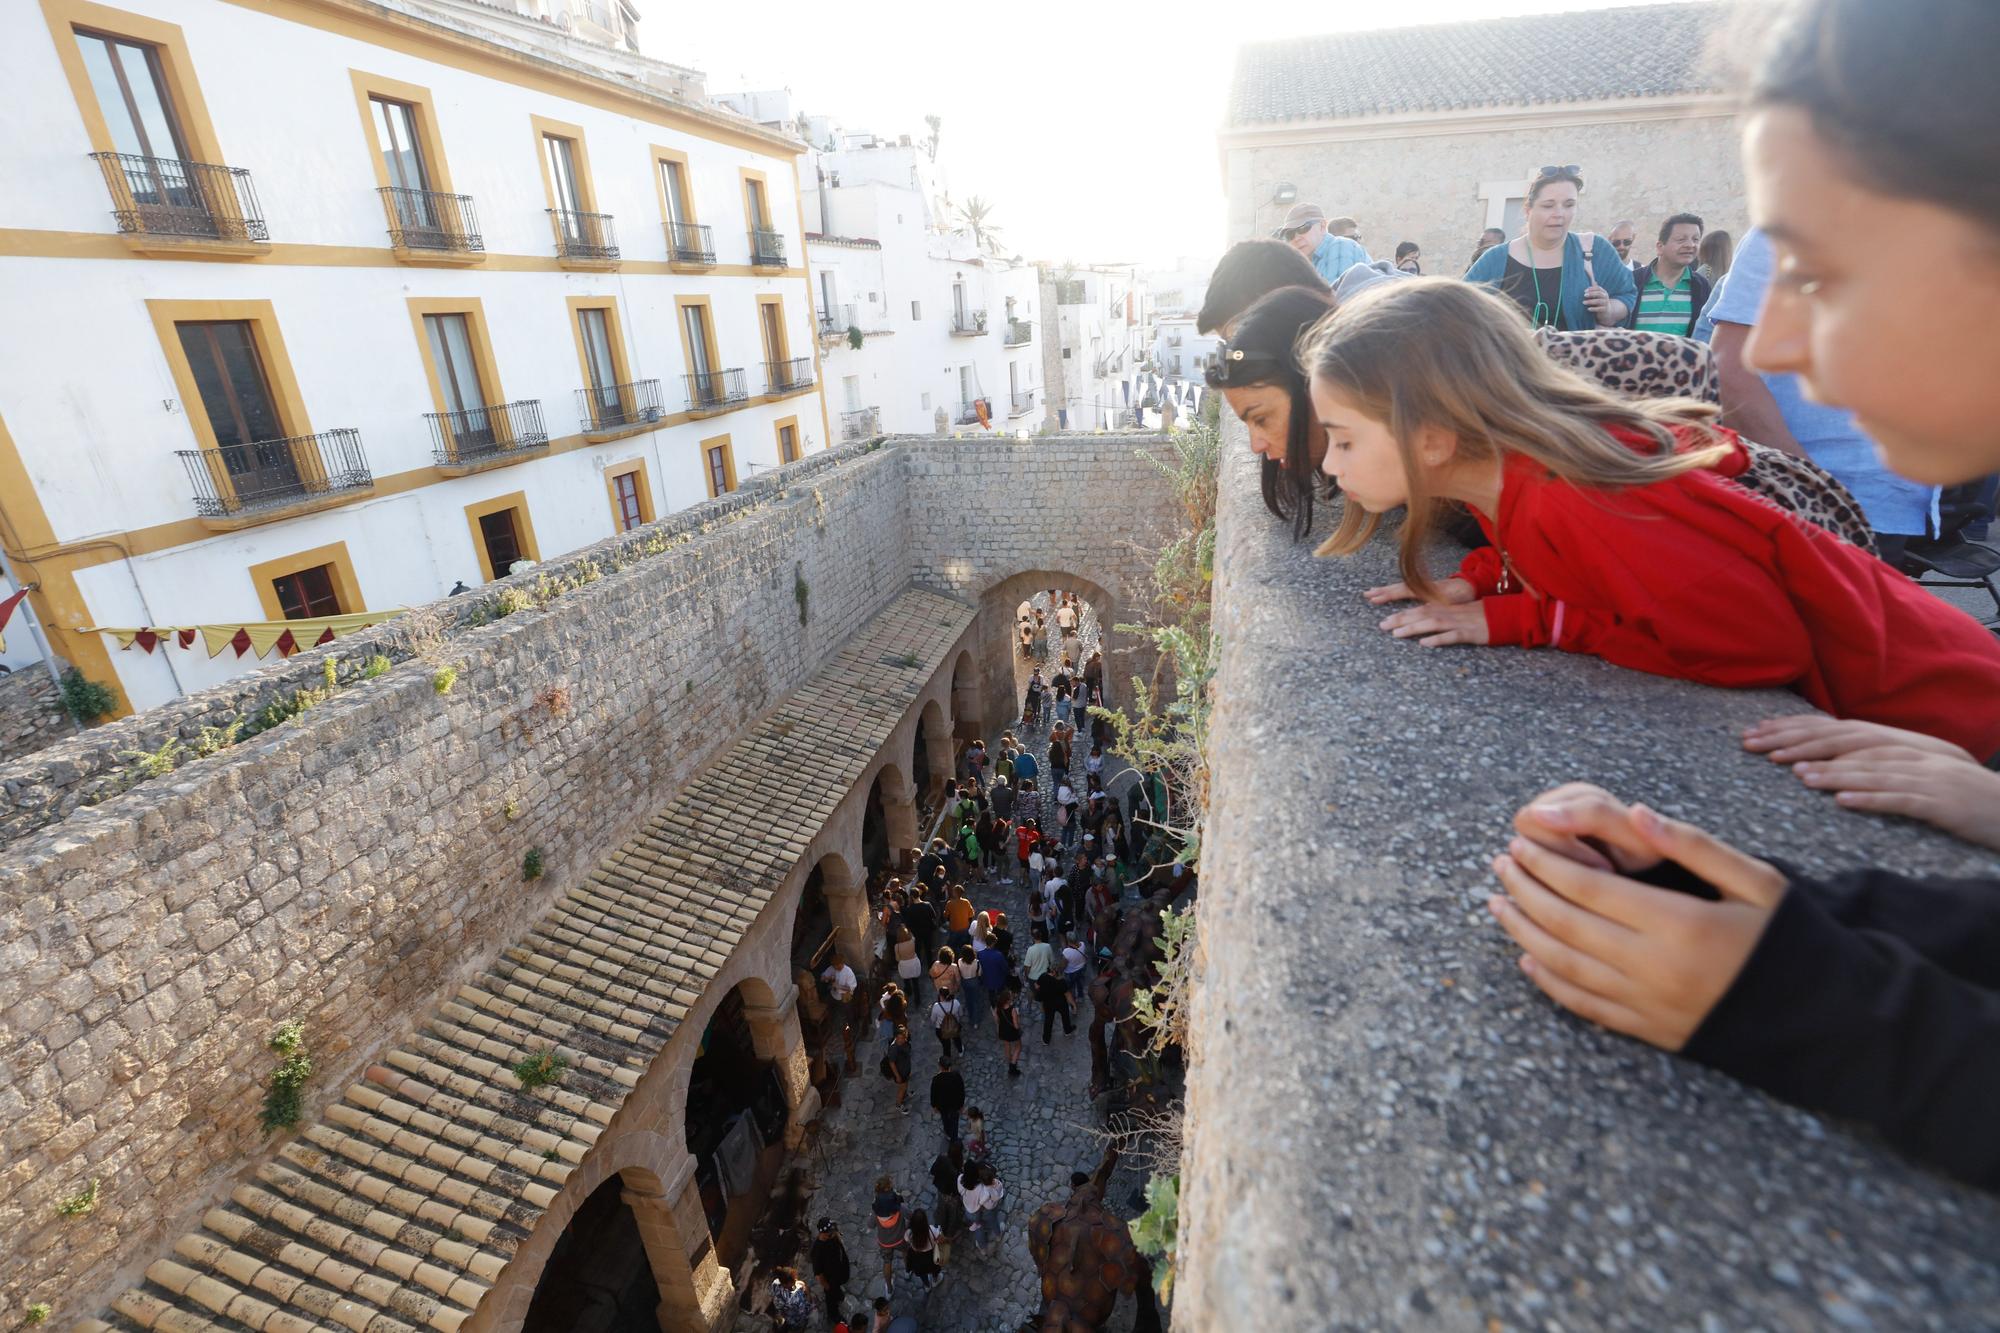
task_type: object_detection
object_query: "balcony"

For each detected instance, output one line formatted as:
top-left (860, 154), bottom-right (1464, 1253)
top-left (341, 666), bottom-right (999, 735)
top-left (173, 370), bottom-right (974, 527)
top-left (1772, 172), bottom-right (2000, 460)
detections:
top-left (91, 152), bottom-right (268, 256)
top-left (766, 357), bottom-right (814, 394)
top-left (426, 400), bottom-right (550, 473)
top-left (685, 368), bottom-right (749, 415)
top-left (956, 400), bottom-right (988, 426)
top-left (576, 379), bottom-right (664, 437)
top-left (949, 310), bottom-right (988, 337)
top-left (838, 407), bottom-right (880, 442)
top-left (667, 220), bottom-right (714, 267)
top-left (548, 208), bottom-right (619, 267)
top-left (178, 428), bottom-right (372, 526)
top-left (818, 303), bottom-right (859, 339)
top-left (1003, 319), bottom-right (1033, 347)
top-left (378, 187), bottom-right (483, 263)
top-left (749, 227), bottom-right (786, 268)
top-left (1008, 390), bottom-right (1037, 417)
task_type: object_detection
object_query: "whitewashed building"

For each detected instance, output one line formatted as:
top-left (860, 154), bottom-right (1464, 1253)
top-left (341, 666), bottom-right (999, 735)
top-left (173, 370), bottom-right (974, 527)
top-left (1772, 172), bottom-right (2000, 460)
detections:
top-left (790, 118), bottom-right (1045, 439)
top-left (1040, 263), bottom-right (1151, 430)
top-left (0, 0), bottom-right (826, 716)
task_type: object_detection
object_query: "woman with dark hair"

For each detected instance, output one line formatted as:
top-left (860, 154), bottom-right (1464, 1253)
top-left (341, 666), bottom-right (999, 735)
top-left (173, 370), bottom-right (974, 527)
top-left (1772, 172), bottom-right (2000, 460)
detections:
top-left (1394, 241), bottom-right (1422, 274)
top-left (1465, 166), bottom-right (1635, 329)
top-left (1204, 284), bottom-right (1337, 538)
top-left (1490, 0), bottom-right (2000, 1190)
top-left (1195, 238), bottom-right (1330, 336)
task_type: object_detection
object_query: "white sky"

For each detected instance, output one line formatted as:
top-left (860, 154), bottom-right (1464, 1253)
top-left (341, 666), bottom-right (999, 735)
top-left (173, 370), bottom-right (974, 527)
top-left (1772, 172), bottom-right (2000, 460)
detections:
top-left (646, 0), bottom-right (1703, 272)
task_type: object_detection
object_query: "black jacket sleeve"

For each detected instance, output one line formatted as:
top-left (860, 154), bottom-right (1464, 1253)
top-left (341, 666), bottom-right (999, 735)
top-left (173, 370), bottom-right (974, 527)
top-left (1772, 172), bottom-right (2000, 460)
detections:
top-left (1682, 863), bottom-right (2000, 1189)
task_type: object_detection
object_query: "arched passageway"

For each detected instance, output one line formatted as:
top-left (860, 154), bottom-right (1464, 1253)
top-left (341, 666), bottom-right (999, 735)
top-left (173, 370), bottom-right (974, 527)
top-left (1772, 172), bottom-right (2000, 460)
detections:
top-left (912, 698), bottom-right (953, 811)
top-left (520, 1176), bottom-right (662, 1333)
top-left (685, 985), bottom-right (787, 1271)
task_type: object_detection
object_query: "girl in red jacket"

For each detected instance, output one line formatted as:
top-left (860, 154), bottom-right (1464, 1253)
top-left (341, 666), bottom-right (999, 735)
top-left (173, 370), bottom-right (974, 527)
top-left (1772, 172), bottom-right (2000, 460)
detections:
top-left (1304, 276), bottom-right (2000, 761)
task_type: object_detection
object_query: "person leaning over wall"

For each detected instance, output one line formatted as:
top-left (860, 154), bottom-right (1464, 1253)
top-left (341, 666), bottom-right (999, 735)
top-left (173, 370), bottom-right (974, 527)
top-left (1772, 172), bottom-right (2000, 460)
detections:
top-left (1196, 239), bottom-right (1329, 338)
top-left (1465, 166), bottom-right (1635, 329)
top-left (1488, 0), bottom-right (2000, 1190)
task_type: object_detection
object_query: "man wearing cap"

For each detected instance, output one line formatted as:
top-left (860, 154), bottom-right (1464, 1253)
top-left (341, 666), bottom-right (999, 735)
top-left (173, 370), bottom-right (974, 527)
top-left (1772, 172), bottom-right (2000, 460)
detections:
top-left (809, 1216), bottom-right (852, 1327)
top-left (1275, 203), bottom-right (1371, 286)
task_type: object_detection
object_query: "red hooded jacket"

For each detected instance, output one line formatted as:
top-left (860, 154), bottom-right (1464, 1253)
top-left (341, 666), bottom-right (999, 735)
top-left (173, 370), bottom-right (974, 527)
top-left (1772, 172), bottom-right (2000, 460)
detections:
top-left (1456, 425), bottom-right (2000, 759)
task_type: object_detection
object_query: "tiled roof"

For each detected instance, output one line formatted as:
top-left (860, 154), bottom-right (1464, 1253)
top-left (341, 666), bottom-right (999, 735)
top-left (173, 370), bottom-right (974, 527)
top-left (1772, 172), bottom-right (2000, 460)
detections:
top-left (1226, 1), bottom-right (1728, 126)
top-left (80, 589), bottom-right (973, 1333)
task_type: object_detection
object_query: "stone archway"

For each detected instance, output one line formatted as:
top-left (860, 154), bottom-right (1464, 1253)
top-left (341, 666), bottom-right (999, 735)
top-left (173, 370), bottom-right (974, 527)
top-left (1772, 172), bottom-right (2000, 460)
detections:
top-left (863, 758), bottom-right (917, 876)
top-left (912, 697), bottom-right (953, 807)
top-left (970, 568), bottom-right (1137, 742)
top-left (950, 648), bottom-right (984, 740)
top-left (682, 980), bottom-right (788, 1270)
top-left (520, 1173), bottom-right (662, 1333)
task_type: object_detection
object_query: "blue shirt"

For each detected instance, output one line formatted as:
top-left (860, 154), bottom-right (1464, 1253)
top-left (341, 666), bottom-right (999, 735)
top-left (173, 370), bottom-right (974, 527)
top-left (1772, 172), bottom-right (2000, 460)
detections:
top-left (1697, 229), bottom-right (1937, 537)
top-left (977, 946), bottom-right (1008, 993)
top-left (1012, 751), bottom-right (1038, 781)
top-left (1309, 233), bottom-right (1371, 286)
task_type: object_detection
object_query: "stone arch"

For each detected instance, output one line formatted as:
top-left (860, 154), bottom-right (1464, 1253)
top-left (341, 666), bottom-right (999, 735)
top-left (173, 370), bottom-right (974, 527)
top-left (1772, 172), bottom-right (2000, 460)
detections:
top-left (965, 567), bottom-right (1139, 743)
top-left (912, 697), bottom-right (953, 806)
top-left (950, 646), bottom-right (986, 741)
top-left (861, 756), bottom-right (916, 876)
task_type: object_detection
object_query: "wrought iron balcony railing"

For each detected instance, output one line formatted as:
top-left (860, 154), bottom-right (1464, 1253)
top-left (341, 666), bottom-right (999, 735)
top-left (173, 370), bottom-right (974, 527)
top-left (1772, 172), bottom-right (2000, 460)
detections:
top-left (1009, 390), bottom-right (1037, 416)
top-left (667, 220), bottom-right (714, 265)
top-left (818, 304), bottom-right (860, 338)
top-left (838, 407), bottom-right (881, 442)
top-left (548, 208), bottom-right (619, 262)
top-left (91, 152), bottom-right (266, 243)
top-left (379, 186), bottom-right (483, 254)
top-left (750, 227), bottom-right (786, 267)
top-left (576, 379), bottom-right (664, 433)
top-left (1003, 319), bottom-right (1033, 346)
top-left (426, 399), bottom-right (549, 467)
top-left (950, 310), bottom-right (988, 337)
top-left (685, 368), bottom-right (749, 413)
top-left (178, 428), bottom-right (370, 518)
top-left (766, 357), bottom-right (814, 393)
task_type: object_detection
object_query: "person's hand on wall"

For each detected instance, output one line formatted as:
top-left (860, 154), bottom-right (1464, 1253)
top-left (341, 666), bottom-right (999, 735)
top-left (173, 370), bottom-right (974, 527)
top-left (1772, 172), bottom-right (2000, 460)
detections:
top-left (1377, 600), bottom-right (1489, 647)
top-left (1488, 799), bottom-right (1787, 1051)
top-left (1511, 782), bottom-right (1661, 873)
top-left (1794, 747), bottom-right (2000, 851)
top-left (1363, 577), bottom-right (1476, 607)
top-left (1742, 714), bottom-right (1976, 765)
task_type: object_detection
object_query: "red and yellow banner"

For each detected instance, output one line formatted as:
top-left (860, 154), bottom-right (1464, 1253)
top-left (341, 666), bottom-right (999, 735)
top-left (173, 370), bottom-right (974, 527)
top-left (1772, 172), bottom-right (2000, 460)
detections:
top-left (83, 609), bottom-right (402, 660)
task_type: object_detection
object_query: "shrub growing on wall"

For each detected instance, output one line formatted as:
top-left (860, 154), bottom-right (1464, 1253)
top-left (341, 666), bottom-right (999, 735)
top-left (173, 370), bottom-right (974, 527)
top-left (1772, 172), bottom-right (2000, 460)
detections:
top-left (58, 669), bottom-right (115, 724)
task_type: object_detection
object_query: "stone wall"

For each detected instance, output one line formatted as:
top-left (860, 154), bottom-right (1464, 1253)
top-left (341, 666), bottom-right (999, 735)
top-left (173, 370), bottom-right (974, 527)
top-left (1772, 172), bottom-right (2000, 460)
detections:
top-left (1181, 429), bottom-right (2000, 1329)
top-left (0, 668), bottom-right (73, 767)
top-left (0, 433), bottom-right (1183, 1321)
top-left (1226, 112), bottom-right (1746, 278)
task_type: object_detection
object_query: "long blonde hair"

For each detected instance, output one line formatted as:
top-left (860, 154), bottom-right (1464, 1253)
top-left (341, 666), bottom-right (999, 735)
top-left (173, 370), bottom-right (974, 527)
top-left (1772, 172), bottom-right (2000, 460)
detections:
top-left (1302, 278), bottom-right (1734, 598)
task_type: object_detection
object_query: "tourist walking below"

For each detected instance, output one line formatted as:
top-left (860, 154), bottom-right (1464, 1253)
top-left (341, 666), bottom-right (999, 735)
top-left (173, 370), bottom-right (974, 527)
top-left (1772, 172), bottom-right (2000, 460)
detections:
top-left (809, 1218), bottom-right (852, 1328)
top-left (954, 947), bottom-right (987, 1029)
top-left (1465, 166), bottom-right (1634, 329)
top-left (883, 1026), bottom-right (913, 1113)
top-left (767, 1266), bottom-right (816, 1333)
top-left (872, 1179), bottom-right (906, 1288)
top-left (902, 1208), bottom-right (942, 1292)
top-left (1035, 960), bottom-right (1074, 1044)
top-left (995, 980), bottom-right (1025, 1076)
top-left (930, 984), bottom-right (964, 1058)
top-left (877, 983), bottom-right (907, 1046)
top-left (930, 1185), bottom-right (968, 1269)
top-left (930, 1053), bottom-right (966, 1142)
top-left (893, 926), bottom-right (923, 1007)
top-left (1062, 934), bottom-right (1090, 1007)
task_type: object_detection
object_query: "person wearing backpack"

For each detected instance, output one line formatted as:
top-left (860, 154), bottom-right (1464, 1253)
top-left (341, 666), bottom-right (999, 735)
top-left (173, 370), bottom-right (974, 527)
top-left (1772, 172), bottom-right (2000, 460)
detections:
top-left (930, 986), bottom-right (964, 1058)
top-left (1465, 166), bottom-right (1634, 329)
top-left (929, 1053), bottom-right (966, 1142)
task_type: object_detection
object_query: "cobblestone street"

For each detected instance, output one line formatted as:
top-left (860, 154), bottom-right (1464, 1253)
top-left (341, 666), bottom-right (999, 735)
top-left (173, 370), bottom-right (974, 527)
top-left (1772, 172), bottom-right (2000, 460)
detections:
top-left (735, 595), bottom-right (1161, 1332)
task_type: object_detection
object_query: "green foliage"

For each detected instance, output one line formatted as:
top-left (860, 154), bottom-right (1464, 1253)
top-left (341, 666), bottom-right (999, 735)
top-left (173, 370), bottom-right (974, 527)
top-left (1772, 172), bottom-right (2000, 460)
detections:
top-left (431, 666), bottom-right (458, 695)
top-left (503, 797), bottom-right (520, 821)
top-left (24, 1302), bottom-right (51, 1324)
top-left (512, 1048), bottom-right (567, 1090)
top-left (322, 656), bottom-right (339, 690)
top-left (1128, 903), bottom-right (1197, 1052)
top-left (362, 654), bottom-right (391, 680)
top-left (53, 1179), bottom-right (99, 1219)
top-left (575, 557), bottom-right (603, 584)
top-left (793, 564), bottom-right (810, 627)
top-left (242, 684), bottom-right (328, 738)
top-left (494, 586), bottom-right (533, 617)
top-left (523, 846), bottom-right (545, 880)
top-left (846, 325), bottom-right (863, 351)
top-left (119, 736), bottom-right (184, 780)
top-left (194, 718), bottom-right (245, 758)
top-left (261, 1020), bottom-right (313, 1133)
top-left (1130, 1172), bottom-right (1179, 1305)
top-left (59, 669), bottom-right (115, 724)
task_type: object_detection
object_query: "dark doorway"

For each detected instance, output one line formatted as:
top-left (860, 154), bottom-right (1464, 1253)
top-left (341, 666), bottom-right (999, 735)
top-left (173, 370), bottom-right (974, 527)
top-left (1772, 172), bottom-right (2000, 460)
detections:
top-left (480, 507), bottom-right (523, 577)
top-left (862, 773), bottom-right (889, 876)
top-left (791, 863), bottom-right (836, 979)
top-left (521, 1176), bottom-right (661, 1333)
top-left (685, 989), bottom-right (785, 1267)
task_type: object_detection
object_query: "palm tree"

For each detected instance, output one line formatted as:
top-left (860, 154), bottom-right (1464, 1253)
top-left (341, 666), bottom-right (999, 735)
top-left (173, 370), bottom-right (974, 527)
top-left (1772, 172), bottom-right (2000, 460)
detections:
top-left (923, 114), bottom-right (943, 163)
top-left (958, 196), bottom-right (1003, 253)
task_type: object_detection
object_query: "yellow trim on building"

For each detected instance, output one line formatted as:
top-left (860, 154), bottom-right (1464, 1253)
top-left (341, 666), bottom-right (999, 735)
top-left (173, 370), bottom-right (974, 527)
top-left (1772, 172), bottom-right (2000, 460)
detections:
top-left (773, 414), bottom-right (800, 465)
top-left (756, 292), bottom-right (790, 366)
top-left (405, 295), bottom-right (508, 420)
top-left (739, 166), bottom-right (772, 234)
top-left (789, 157), bottom-right (834, 451)
top-left (349, 68), bottom-right (460, 195)
top-left (248, 540), bottom-right (364, 621)
top-left (650, 144), bottom-right (699, 226)
top-left (40, 0), bottom-right (229, 167)
top-left (673, 294), bottom-right (721, 390)
top-left (0, 411), bottom-right (132, 717)
top-left (603, 456), bottom-right (655, 531)
top-left (566, 294), bottom-right (634, 395)
top-left (463, 490), bottom-right (540, 583)
top-left (700, 433), bottom-right (737, 498)
top-left (146, 300), bottom-right (316, 513)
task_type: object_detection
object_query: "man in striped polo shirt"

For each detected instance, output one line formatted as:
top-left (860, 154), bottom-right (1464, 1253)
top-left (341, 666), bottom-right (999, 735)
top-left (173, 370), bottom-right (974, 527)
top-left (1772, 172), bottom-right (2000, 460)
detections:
top-left (1625, 213), bottom-right (1711, 338)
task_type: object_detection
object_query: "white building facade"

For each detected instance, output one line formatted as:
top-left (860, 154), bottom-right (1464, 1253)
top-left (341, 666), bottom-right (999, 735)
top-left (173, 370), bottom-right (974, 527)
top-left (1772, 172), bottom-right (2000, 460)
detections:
top-left (796, 124), bottom-right (1046, 440)
top-left (1, 0), bottom-right (827, 716)
top-left (1039, 263), bottom-right (1151, 430)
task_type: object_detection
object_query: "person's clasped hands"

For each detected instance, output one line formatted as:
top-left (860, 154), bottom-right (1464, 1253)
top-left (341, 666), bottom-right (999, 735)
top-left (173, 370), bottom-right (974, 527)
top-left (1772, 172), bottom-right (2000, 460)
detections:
top-left (1743, 714), bottom-right (2000, 851)
top-left (1485, 783), bottom-right (1786, 1051)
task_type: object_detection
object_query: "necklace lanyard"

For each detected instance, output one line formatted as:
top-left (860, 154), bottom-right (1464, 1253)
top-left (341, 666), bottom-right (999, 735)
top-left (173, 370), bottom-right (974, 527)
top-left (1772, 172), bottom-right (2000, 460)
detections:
top-left (1527, 240), bottom-right (1561, 328)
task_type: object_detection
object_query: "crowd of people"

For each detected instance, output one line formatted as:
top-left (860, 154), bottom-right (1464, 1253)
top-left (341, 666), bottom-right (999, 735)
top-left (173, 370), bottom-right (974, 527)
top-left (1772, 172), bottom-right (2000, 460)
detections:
top-left (770, 595), bottom-right (1188, 1331)
top-left (1193, 0), bottom-right (2000, 1193)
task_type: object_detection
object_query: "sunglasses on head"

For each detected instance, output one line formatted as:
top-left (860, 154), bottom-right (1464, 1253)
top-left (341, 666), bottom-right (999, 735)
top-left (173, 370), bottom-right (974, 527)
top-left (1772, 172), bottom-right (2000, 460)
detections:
top-left (1203, 343), bottom-right (1283, 389)
top-left (1536, 164), bottom-right (1582, 177)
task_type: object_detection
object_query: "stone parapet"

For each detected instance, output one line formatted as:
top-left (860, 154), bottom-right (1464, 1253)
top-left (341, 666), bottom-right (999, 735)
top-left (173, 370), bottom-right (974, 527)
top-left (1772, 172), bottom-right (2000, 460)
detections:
top-left (1181, 431), bottom-right (2000, 1328)
top-left (0, 667), bottom-right (73, 766)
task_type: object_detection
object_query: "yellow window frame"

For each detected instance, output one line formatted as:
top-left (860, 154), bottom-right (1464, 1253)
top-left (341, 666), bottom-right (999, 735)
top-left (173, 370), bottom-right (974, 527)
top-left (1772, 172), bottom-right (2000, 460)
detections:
top-left (463, 490), bottom-right (541, 583)
top-left (249, 541), bottom-right (364, 622)
top-left (42, 0), bottom-right (226, 166)
top-left (406, 295), bottom-right (508, 418)
top-left (604, 456), bottom-right (656, 531)
top-left (773, 414), bottom-right (801, 465)
top-left (701, 434), bottom-right (737, 498)
top-left (147, 299), bottom-right (315, 504)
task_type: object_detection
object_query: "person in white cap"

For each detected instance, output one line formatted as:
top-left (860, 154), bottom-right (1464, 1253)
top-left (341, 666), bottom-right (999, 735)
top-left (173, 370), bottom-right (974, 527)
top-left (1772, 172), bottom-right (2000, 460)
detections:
top-left (1274, 202), bottom-right (1371, 285)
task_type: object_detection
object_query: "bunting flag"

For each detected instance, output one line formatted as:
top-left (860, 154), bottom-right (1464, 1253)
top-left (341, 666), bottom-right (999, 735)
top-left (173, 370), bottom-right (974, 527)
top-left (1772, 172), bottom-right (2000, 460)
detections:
top-left (0, 587), bottom-right (30, 655)
top-left (86, 609), bottom-right (403, 661)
